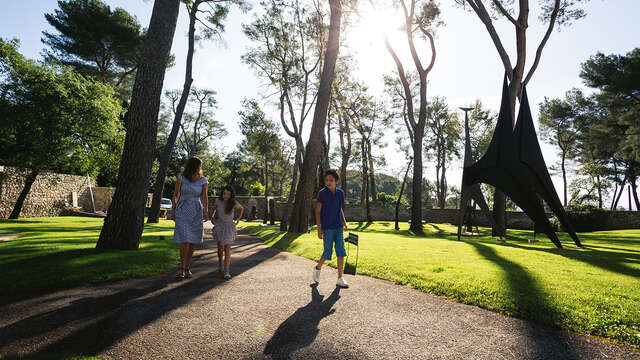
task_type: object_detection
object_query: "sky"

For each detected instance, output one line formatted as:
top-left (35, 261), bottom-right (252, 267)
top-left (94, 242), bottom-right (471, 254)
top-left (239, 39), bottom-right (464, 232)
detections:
top-left (1, 0), bottom-right (639, 209)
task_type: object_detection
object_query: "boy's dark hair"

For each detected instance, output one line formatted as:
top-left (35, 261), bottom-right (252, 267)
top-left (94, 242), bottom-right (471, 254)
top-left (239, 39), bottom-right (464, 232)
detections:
top-left (324, 169), bottom-right (340, 182)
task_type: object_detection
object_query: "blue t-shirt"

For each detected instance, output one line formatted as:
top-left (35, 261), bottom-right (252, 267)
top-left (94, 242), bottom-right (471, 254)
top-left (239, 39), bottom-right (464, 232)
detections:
top-left (317, 186), bottom-right (344, 230)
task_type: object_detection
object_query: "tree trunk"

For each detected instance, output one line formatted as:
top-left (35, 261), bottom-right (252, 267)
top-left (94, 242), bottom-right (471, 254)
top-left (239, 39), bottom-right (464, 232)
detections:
top-left (340, 158), bottom-right (348, 206)
top-left (97, 0), bottom-right (180, 250)
top-left (596, 173), bottom-right (602, 208)
top-left (148, 2), bottom-right (198, 224)
top-left (395, 157), bottom-right (412, 230)
top-left (8, 170), bottom-right (38, 219)
top-left (410, 131), bottom-right (424, 233)
top-left (492, 190), bottom-right (506, 236)
top-left (631, 177), bottom-right (640, 211)
top-left (440, 163), bottom-right (447, 208)
top-left (561, 153), bottom-right (567, 206)
top-left (360, 139), bottom-right (367, 207)
top-left (263, 157), bottom-right (269, 224)
top-left (280, 147), bottom-right (301, 230)
top-left (367, 138), bottom-right (377, 204)
top-left (613, 179), bottom-right (626, 210)
top-left (288, 0), bottom-right (341, 233)
top-left (610, 182), bottom-right (619, 210)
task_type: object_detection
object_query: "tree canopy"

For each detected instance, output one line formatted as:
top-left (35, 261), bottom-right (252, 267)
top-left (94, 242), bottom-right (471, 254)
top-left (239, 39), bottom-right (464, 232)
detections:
top-left (42, 0), bottom-right (146, 100)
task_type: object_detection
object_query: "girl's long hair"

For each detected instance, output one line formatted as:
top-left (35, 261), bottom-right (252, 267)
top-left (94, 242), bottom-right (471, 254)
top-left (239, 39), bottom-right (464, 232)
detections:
top-left (182, 157), bottom-right (203, 181)
top-left (219, 186), bottom-right (236, 214)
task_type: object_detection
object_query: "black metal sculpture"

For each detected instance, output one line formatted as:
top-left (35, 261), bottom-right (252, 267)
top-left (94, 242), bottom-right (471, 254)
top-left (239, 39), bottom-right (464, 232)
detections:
top-left (460, 75), bottom-right (582, 248)
top-left (456, 107), bottom-right (498, 240)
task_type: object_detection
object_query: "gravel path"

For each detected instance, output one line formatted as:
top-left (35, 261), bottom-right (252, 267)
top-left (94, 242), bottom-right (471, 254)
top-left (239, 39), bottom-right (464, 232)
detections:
top-left (1, 228), bottom-right (638, 359)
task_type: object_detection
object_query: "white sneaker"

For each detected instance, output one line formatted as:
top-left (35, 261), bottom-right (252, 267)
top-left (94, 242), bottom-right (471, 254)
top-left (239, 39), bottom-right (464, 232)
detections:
top-left (312, 266), bottom-right (321, 283)
top-left (336, 277), bottom-right (349, 288)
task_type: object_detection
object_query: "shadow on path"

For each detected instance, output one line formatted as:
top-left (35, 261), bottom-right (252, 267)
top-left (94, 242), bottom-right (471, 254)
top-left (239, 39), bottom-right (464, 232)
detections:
top-left (0, 233), bottom-right (278, 358)
top-left (263, 284), bottom-right (341, 359)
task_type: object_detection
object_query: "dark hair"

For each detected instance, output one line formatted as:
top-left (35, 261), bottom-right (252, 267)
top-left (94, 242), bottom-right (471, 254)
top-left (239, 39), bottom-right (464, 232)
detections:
top-left (218, 186), bottom-right (236, 214)
top-left (182, 157), bottom-right (203, 181)
top-left (324, 169), bottom-right (339, 182)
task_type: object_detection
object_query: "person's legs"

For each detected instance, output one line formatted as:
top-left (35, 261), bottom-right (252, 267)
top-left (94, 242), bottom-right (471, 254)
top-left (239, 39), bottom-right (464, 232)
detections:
top-left (217, 240), bottom-right (224, 263)
top-left (318, 229), bottom-right (335, 268)
top-left (224, 244), bottom-right (231, 272)
top-left (334, 230), bottom-right (347, 279)
top-left (177, 243), bottom-right (187, 278)
top-left (185, 243), bottom-right (195, 266)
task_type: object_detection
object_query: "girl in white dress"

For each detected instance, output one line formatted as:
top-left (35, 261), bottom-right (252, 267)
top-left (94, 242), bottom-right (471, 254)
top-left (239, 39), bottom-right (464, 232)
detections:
top-left (172, 157), bottom-right (208, 280)
top-left (211, 186), bottom-right (243, 279)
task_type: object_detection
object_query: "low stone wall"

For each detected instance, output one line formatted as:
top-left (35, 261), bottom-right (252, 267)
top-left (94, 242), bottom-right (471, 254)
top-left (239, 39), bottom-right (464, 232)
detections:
top-left (0, 166), bottom-right (95, 218)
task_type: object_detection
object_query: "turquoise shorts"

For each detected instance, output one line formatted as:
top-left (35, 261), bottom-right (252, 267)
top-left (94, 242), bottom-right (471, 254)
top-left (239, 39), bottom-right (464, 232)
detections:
top-left (322, 228), bottom-right (347, 260)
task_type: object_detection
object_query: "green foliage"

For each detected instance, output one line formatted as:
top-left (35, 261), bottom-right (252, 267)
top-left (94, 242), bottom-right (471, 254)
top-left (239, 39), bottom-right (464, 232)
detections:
top-left (466, 99), bottom-right (495, 160)
top-left (376, 192), bottom-right (396, 204)
top-left (249, 182), bottom-right (265, 196)
top-left (0, 38), bottom-right (123, 179)
top-left (42, 0), bottom-right (146, 100)
top-left (0, 217), bottom-right (177, 296)
top-left (238, 98), bottom-right (281, 160)
top-left (553, 204), bottom-right (610, 232)
top-left (242, 221), bottom-right (640, 348)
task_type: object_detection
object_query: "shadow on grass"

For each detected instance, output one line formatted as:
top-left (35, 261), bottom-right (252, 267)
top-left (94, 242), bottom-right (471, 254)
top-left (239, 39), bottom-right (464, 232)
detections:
top-left (495, 239), bottom-right (640, 280)
top-left (0, 236), bottom-right (279, 359)
top-left (465, 240), bottom-right (581, 358)
top-left (264, 284), bottom-right (341, 358)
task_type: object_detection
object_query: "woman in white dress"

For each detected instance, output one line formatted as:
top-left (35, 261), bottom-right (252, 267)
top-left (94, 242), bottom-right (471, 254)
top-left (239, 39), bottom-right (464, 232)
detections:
top-left (172, 157), bottom-right (208, 280)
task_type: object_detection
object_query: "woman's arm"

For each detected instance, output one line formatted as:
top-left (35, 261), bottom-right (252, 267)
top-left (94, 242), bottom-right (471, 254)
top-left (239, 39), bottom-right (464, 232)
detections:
top-left (171, 177), bottom-right (181, 220)
top-left (201, 183), bottom-right (208, 221)
top-left (235, 203), bottom-right (244, 225)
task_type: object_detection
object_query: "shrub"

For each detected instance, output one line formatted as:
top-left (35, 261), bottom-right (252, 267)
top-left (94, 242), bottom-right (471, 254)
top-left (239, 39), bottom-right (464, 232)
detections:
top-left (249, 182), bottom-right (265, 196)
top-left (552, 204), bottom-right (609, 232)
top-left (376, 192), bottom-right (396, 204)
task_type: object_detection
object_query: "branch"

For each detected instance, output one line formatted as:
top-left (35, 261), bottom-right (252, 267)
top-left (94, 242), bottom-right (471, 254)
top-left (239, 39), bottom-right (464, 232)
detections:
top-left (466, 0), bottom-right (513, 79)
top-left (419, 27), bottom-right (436, 75)
top-left (491, 0), bottom-right (518, 26)
top-left (279, 92), bottom-right (297, 138)
top-left (384, 34), bottom-right (417, 131)
top-left (524, 0), bottom-right (559, 85)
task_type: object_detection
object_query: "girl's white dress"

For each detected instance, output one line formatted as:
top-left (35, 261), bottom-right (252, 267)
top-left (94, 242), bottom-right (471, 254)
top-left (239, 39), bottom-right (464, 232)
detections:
top-left (213, 198), bottom-right (238, 245)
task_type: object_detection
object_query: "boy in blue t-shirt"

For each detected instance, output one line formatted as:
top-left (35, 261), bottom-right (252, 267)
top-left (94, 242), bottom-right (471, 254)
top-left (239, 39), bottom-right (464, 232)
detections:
top-left (312, 169), bottom-right (349, 288)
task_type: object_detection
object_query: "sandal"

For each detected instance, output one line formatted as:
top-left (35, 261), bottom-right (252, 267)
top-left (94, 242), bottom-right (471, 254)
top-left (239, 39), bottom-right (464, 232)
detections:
top-left (185, 267), bottom-right (193, 279)
top-left (176, 267), bottom-right (185, 280)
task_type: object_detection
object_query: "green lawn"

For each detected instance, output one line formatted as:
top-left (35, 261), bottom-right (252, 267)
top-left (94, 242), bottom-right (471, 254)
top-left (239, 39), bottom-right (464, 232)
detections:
top-left (0, 217), bottom-right (177, 301)
top-left (239, 221), bottom-right (640, 348)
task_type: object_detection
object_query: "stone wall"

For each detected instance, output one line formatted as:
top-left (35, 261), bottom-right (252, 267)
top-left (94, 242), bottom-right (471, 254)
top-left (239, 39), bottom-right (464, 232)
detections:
top-left (80, 187), bottom-right (116, 213)
top-left (255, 199), bottom-right (640, 231)
top-left (0, 166), bottom-right (95, 218)
top-left (208, 196), bottom-right (286, 221)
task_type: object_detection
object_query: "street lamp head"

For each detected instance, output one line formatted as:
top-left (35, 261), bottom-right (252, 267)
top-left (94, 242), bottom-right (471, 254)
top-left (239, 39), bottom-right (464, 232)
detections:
top-left (459, 107), bottom-right (474, 112)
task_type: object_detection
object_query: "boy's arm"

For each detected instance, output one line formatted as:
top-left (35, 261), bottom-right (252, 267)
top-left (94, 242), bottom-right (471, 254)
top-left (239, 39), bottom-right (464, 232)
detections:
top-left (341, 208), bottom-right (348, 231)
top-left (315, 202), bottom-right (323, 239)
